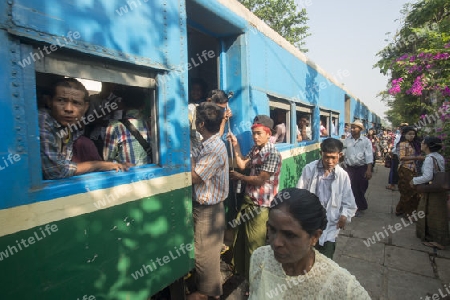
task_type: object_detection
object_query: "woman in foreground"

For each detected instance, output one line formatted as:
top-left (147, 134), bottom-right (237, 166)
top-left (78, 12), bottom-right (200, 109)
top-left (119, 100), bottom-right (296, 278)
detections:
top-left (249, 188), bottom-right (371, 299)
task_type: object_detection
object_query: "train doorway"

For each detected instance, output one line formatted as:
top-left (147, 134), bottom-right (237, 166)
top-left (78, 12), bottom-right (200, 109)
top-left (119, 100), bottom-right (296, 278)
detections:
top-left (187, 27), bottom-right (219, 101)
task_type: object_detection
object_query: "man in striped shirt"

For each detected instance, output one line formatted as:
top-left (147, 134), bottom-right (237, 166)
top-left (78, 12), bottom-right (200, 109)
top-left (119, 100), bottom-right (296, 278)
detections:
top-left (189, 102), bottom-right (229, 300)
top-left (227, 115), bottom-right (282, 283)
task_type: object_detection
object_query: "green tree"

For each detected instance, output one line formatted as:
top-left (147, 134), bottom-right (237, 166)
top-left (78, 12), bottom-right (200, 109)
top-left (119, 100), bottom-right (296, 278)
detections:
top-left (239, 0), bottom-right (310, 52)
top-left (375, 0), bottom-right (450, 126)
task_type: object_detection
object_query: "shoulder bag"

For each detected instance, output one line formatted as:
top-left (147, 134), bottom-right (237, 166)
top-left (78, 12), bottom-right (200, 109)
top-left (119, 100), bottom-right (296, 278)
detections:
top-left (119, 119), bottom-right (152, 161)
top-left (416, 156), bottom-right (450, 193)
top-left (384, 153), bottom-right (392, 168)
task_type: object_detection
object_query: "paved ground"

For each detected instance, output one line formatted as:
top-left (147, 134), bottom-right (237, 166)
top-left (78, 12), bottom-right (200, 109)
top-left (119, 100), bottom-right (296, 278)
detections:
top-left (221, 162), bottom-right (450, 300)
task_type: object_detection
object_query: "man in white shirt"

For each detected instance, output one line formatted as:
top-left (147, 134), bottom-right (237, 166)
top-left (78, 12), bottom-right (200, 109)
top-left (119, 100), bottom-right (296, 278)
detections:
top-left (297, 138), bottom-right (357, 259)
top-left (343, 120), bottom-right (373, 216)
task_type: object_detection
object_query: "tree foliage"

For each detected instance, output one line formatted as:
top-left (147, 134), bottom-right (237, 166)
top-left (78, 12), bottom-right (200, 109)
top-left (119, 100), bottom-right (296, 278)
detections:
top-left (238, 0), bottom-right (310, 52)
top-left (375, 0), bottom-right (450, 127)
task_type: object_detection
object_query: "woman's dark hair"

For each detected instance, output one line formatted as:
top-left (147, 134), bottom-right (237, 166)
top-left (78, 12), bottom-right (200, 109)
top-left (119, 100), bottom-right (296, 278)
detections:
top-left (396, 126), bottom-right (421, 155)
top-left (270, 188), bottom-right (327, 236)
top-left (320, 138), bottom-right (343, 153)
top-left (195, 102), bottom-right (223, 133)
top-left (423, 136), bottom-right (443, 152)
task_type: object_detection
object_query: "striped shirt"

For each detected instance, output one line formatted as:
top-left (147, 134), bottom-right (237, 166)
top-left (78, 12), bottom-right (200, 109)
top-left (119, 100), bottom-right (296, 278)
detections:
top-left (103, 109), bottom-right (151, 165)
top-left (245, 142), bottom-right (282, 207)
top-left (192, 133), bottom-right (229, 205)
top-left (343, 135), bottom-right (373, 166)
top-left (39, 109), bottom-right (83, 179)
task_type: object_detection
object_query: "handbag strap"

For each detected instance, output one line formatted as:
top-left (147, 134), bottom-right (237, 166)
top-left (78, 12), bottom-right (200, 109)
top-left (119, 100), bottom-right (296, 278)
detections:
top-left (430, 156), bottom-right (441, 173)
top-left (119, 119), bottom-right (152, 158)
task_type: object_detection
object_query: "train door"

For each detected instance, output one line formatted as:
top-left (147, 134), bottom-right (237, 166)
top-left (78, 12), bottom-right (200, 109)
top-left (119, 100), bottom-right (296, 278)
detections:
top-left (185, 0), bottom-right (245, 106)
top-left (187, 27), bottom-right (219, 98)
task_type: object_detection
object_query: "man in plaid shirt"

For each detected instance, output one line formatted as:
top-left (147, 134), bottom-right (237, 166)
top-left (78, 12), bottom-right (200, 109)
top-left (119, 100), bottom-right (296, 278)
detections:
top-left (227, 115), bottom-right (282, 283)
top-left (39, 78), bottom-right (132, 179)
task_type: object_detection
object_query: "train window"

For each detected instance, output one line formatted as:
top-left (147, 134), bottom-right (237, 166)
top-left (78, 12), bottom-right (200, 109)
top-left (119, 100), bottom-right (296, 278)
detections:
top-left (269, 97), bottom-right (291, 144)
top-left (295, 104), bottom-right (313, 142)
top-left (331, 111), bottom-right (340, 136)
top-left (319, 109), bottom-right (331, 137)
top-left (34, 49), bottom-right (158, 180)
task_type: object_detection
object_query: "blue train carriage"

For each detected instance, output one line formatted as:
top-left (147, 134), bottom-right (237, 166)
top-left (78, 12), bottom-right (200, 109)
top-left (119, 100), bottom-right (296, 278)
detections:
top-left (213, 1), bottom-right (374, 189)
top-left (0, 0), bottom-right (194, 299)
top-left (0, 0), bottom-right (379, 299)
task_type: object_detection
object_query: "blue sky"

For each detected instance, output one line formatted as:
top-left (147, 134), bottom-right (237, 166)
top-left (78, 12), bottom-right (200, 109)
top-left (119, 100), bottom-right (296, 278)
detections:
top-left (302, 0), bottom-right (412, 121)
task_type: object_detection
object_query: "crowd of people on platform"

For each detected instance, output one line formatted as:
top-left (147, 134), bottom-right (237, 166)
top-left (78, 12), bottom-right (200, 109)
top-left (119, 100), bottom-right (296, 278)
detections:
top-left (38, 77), bottom-right (448, 299)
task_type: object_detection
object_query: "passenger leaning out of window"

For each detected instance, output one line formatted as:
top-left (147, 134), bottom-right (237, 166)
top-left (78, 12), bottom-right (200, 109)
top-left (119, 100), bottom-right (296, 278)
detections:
top-left (39, 78), bottom-right (133, 180)
top-left (103, 88), bottom-right (152, 166)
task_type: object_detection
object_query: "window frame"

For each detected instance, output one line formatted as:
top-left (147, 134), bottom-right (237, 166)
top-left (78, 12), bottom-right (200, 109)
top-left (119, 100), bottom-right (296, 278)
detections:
top-left (29, 44), bottom-right (161, 191)
top-left (295, 103), bottom-right (314, 143)
top-left (269, 96), bottom-right (292, 144)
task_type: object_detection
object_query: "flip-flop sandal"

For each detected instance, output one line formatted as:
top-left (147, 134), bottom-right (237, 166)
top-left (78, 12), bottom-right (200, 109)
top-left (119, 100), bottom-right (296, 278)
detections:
top-left (423, 241), bottom-right (445, 250)
top-left (429, 242), bottom-right (445, 250)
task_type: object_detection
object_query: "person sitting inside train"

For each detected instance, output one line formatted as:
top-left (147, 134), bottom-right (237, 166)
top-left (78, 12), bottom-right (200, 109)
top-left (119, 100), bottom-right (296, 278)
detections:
top-left (85, 82), bottom-right (124, 159)
top-left (320, 119), bottom-right (328, 137)
top-left (189, 77), bottom-right (208, 105)
top-left (39, 78), bottom-right (132, 179)
top-left (297, 115), bottom-right (311, 141)
top-left (103, 87), bottom-right (152, 166)
top-left (270, 111), bottom-right (286, 143)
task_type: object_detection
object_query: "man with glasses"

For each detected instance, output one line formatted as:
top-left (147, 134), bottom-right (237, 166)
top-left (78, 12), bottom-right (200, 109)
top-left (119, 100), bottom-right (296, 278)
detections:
top-left (39, 78), bottom-right (132, 179)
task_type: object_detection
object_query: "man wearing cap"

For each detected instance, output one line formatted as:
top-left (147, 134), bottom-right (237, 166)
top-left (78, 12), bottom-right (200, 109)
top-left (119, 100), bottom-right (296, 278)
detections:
top-left (227, 115), bottom-right (282, 283)
top-left (343, 120), bottom-right (373, 216)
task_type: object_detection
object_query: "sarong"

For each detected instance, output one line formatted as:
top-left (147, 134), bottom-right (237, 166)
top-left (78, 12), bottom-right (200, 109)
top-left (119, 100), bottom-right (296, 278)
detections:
top-left (396, 167), bottom-right (420, 216)
top-left (193, 201), bottom-right (225, 296)
top-left (416, 192), bottom-right (450, 246)
top-left (232, 195), bottom-right (269, 281)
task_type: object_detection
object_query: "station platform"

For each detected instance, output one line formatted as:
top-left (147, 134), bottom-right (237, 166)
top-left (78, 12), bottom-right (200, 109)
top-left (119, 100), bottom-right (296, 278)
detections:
top-left (221, 162), bottom-right (450, 300)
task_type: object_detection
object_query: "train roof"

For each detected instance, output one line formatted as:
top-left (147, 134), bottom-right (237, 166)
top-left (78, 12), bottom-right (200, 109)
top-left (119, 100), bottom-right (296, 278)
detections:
top-left (218, 0), bottom-right (377, 117)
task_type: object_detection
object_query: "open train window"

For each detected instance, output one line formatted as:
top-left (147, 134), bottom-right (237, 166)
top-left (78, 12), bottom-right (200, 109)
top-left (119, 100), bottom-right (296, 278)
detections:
top-left (34, 49), bottom-right (158, 181)
top-left (319, 109), bottom-right (331, 137)
top-left (269, 96), bottom-right (291, 144)
top-left (331, 111), bottom-right (340, 136)
top-left (295, 104), bottom-right (313, 142)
